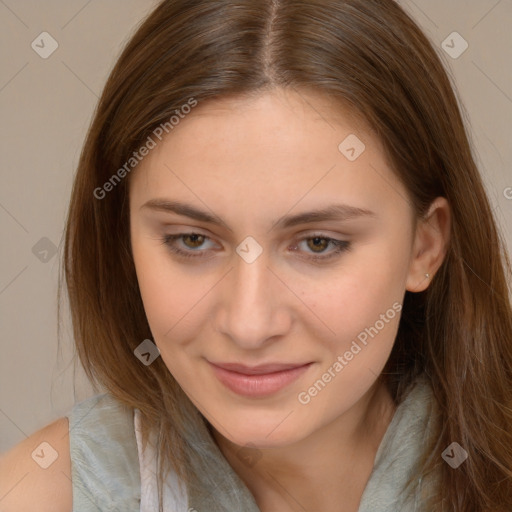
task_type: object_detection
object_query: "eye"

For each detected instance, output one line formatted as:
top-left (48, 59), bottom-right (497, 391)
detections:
top-left (160, 233), bottom-right (216, 259)
top-left (291, 234), bottom-right (350, 262)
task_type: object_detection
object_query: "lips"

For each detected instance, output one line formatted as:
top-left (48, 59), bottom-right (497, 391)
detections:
top-left (208, 361), bottom-right (313, 397)
top-left (210, 362), bottom-right (310, 375)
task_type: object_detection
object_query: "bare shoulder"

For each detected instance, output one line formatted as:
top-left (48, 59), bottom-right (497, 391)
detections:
top-left (0, 416), bottom-right (72, 512)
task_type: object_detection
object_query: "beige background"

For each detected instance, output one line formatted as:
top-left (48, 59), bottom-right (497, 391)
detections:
top-left (1, 0), bottom-right (511, 453)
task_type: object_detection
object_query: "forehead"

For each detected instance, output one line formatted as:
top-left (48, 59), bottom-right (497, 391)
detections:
top-left (164, 88), bottom-right (373, 147)
top-left (128, 88), bottom-right (409, 223)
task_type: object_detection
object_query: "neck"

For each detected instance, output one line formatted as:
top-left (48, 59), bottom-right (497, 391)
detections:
top-left (211, 379), bottom-right (397, 512)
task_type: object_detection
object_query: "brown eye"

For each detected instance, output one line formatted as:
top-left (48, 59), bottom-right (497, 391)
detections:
top-left (293, 234), bottom-right (350, 262)
top-left (161, 232), bottom-right (216, 259)
top-left (307, 237), bottom-right (329, 253)
top-left (182, 233), bottom-right (206, 248)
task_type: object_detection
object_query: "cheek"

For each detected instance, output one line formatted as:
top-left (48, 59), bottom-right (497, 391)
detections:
top-left (130, 234), bottom-right (184, 336)
top-left (300, 274), bottom-right (402, 410)
top-left (131, 240), bottom-right (167, 326)
top-left (304, 247), bottom-right (407, 331)
top-left (131, 237), bottom-right (216, 353)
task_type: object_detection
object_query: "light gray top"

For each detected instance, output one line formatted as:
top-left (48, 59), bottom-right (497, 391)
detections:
top-left (66, 376), bottom-right (437, 511)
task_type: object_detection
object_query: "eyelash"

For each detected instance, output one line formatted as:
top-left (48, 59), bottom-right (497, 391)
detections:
top-left (159, 232), bottom-right (350, 262)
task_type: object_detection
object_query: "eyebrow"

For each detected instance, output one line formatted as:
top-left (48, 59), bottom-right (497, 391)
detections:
top-left (140, 199), bottom-right (376, 231)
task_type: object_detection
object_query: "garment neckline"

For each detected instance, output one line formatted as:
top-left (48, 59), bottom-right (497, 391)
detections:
top-left (134, 375), bottom-right (434, 511)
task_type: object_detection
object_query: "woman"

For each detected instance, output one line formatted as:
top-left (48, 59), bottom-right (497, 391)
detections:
top-left (1, 0), bottom-right (511, 510)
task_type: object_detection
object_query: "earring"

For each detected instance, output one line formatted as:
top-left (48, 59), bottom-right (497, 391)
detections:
top-left (425, 273), bottom-right (430, 278)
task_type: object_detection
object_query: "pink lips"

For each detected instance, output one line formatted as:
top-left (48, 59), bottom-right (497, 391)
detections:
top-left (209, 361), bottom-right (313, 397)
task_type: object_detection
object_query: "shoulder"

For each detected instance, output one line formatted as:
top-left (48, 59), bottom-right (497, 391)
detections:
top-left (0, 393), bottom-right (141, 512)
top-left (0, 416), bottom-right (72, 512)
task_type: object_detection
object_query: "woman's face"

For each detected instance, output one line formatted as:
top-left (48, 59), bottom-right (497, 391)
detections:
top-left (129, 88), bottom-right (423, 448)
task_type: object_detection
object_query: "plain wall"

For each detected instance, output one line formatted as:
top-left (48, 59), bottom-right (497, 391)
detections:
top-left (1, 0), bottom-right (511, 453)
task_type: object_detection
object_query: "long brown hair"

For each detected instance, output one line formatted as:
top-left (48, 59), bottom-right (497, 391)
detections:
top-left (59, 0), bottom-right (512, 510)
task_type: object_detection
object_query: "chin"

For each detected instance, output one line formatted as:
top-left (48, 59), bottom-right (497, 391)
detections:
top-left (216, 415), bottom-right (309, 449)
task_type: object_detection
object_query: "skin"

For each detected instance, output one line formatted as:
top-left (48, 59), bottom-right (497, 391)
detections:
top-left (128, 88), bottom-right (450, 511)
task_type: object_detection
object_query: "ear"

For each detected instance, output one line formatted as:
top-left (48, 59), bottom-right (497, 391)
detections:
top-left (406, 196), bottom-right (451, 292)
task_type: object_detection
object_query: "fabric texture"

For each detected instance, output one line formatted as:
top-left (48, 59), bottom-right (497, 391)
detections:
top-left (134, 410), bottom-right (188, 511)
top-left (67, 375), bottom-right (437, 511)
top-left (66, 393), bottom-right (141, 511)
top-left (358, 375), bottom-right (438, 510)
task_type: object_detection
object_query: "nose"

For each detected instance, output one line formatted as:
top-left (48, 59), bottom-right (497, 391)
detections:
top-left (215, 249), bottom-right (292, 350)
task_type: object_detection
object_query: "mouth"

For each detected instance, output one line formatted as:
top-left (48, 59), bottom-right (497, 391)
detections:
top-left (208, 361), bottom-right (314, 397)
